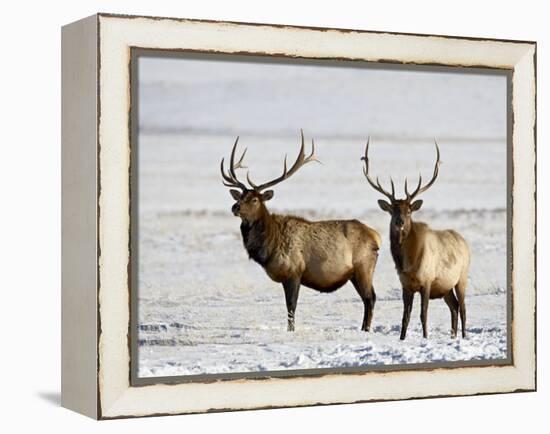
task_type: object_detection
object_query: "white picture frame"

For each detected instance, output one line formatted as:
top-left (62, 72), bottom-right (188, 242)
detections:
top-left (61, 13), bottom-right (536, 419)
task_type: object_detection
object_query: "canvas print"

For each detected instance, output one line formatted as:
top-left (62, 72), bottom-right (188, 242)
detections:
top-left (133, 53), bottom-right (509, 380)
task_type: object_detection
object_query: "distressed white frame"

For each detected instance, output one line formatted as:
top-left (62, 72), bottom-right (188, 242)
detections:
top-left (63, 13), bottom-right (536, 419)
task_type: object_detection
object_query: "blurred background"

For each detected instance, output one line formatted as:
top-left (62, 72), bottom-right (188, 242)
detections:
top-left (139, 54), bottom-right (506, 141)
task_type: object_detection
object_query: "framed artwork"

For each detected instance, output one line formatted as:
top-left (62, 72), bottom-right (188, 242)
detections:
top-left (61, 13), bottom-right (536, 419)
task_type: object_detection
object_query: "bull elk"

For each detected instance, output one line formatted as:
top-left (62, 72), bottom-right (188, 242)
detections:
top-left (362, 139), bottom-right (470, 340)
top-left (221, 131), bottom-right (381, 332)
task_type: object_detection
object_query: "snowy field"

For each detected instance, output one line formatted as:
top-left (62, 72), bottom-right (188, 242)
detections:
top-left (136, 134), bottom-right (508, 378)
top-left (136, 55), bottom-right (508, 378)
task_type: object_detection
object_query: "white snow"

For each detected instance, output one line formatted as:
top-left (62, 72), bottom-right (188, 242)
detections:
top-left (136, 56), bottom-right (508, 378)
top-left (136, 134), bottom-right (508, 378)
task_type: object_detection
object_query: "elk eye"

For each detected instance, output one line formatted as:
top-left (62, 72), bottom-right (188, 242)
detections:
top-left (251, 198), bottom-right (258, 203)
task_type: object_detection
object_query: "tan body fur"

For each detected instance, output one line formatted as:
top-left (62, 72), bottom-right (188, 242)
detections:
top-left (396, 222), bottom-right (470, 299)
top-left (391, 218), bottom-right (471, 339)
top-left (246, 214), bottom-right (380, 291)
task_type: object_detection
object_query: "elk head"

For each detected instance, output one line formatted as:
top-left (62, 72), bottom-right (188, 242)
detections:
top-left (362, 138), bottom-right (441, 243)
top-left (220, 130), bottom-right (320, 223)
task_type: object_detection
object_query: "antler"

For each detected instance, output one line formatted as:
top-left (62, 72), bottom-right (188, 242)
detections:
top-left (361, 137), bottom-right (396, 202)
top-left (405, 139), bottom-right (441, 200)
top-left (246, 129), bottom-right (321, 192)
top-left (220, 137), bottom-right (248, 191)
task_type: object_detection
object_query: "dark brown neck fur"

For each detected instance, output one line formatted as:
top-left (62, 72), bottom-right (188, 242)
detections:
top-left (389, 217), bottom-right (417, 272)
top-left (390, 220), bottom-right (421, 273)
top-left (389, 228), bottom-right (404, 272)
top-left (240, 207), bottom-right (277, 267)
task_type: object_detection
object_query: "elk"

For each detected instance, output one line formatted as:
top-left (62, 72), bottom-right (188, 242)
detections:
top-left (221, 131), bottom-right (381, 332)
top-left (362, 139), bottom-right (470, 340)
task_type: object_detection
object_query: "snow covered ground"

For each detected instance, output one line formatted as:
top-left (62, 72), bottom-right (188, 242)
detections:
top-left (136, 134), bottom-right (508, 378)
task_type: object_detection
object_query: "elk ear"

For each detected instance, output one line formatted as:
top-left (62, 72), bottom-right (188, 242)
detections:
top-left (378, 199), bottom-right (392, 213)
top-left (262, 190), bottom-right (274, 201)
top-left (229, 189), bottom-right (242, 201)
top-left (410, 200), bottom-right (423, 211)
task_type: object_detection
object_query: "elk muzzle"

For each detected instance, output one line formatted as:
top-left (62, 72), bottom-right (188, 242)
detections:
top-left (231, 202), bottom-right (241, 216)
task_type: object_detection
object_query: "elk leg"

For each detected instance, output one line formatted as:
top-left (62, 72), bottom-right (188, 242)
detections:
top-left (400, 290), bottom-right (414, 340)
top-left (366, 289), bottom-right (376, 331)
top-left (443, 291), bottom-right (459, 338)
top-left (455, 281), bottom-right (467, 338)
top-left (420, 286), bottom-right (430, 339)
top-left (351, 269), bottom-right (376, 332)
top-left (283, 279), bottom-right (300, 332)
